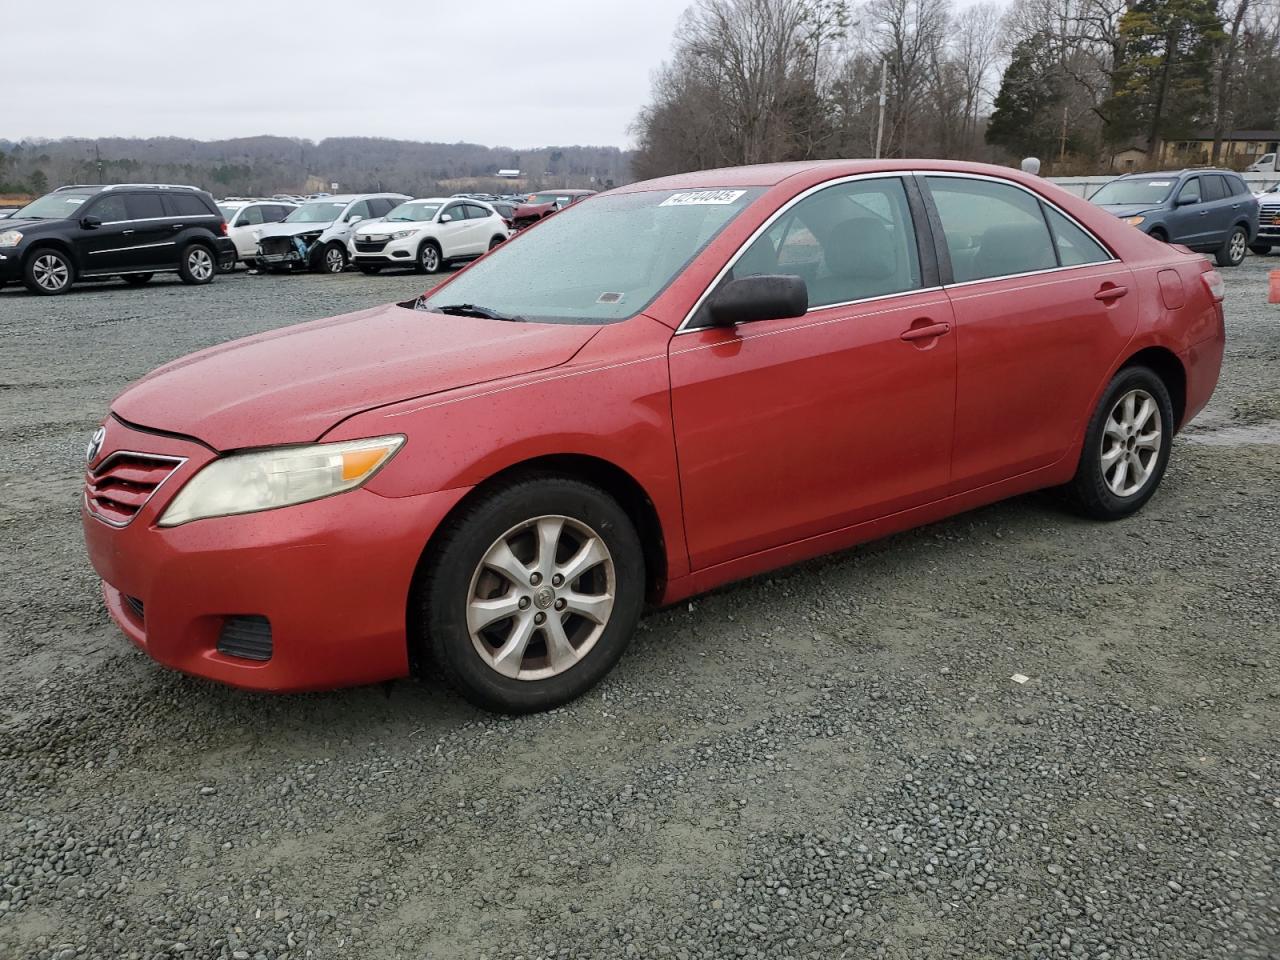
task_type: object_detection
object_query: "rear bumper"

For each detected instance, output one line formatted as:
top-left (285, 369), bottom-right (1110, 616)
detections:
top-left (80, 419), bottom-right (470, 692)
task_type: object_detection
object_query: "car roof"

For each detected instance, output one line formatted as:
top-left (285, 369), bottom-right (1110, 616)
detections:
top-left (1116, 168), bottom-right (1237, 180)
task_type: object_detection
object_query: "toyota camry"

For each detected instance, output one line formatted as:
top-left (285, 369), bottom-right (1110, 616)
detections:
top-left (81, 160), bottom-right (1225, 713)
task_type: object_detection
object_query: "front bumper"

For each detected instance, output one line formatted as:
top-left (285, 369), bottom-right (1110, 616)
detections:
top-left (256, 234), bottom-right (323, 267)
top-left (350, 234), bottom-right (419, 265)
top-left (0, 248), bottom-right (23, 283)
top-left (1256, 209), bottom-right (1280, 242)
top-left (81, 418), bottom-right (469, 692)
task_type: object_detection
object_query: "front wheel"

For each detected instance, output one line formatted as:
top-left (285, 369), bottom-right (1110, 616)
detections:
top-left (416, 241), bottom-right (442, 274)
top-left (122, 273), bottom-right (153, 286)
top-left (178, 245), bottom-right (216, 285)
top-left (318, 243), bottom-right (347, 274)
top-left (1065, 365), bottom-right (1174, 520)
top-left (1216, 226), bottom-right (1248, 267)
top-left (24, 248), bottom-right (75, 295)
top-left (488, 235), bottom-right (505, 251)
top-left (356, 263), bottom-right (383, 275)
top-left (416, 477), bottom-right (645, 713)
top-left (1249, 242), bottom-right (1271, 256)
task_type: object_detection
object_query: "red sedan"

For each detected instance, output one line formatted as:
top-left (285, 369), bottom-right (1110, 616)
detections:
top-left (82, 160), bottom-right (1225, 713)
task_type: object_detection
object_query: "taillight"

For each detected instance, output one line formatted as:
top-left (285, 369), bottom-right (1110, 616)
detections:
top-left (218, 221), bottom-right (228, 236)
top-left (1201, 269), bottom-right (1225, 302)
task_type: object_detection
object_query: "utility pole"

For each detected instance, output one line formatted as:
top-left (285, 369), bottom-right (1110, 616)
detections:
top-left (1059, 104), bottom-right (1069, 162)
top-left (94, 143), bottom-right (103, 184)
top-left (875, 58), bottom-right (888, 160)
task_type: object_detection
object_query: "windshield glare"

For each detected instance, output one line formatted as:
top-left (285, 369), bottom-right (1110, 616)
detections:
top-left (12, 191), bottom-right (98, 221)
top-left (285, 201), bottom-right (347, 223)
top-left (1091, 179), bottom-right (1176, 206)
top-left (423, 188), bottom-right (762, 324)
top-left (387, 202), bottom-right (441, 222)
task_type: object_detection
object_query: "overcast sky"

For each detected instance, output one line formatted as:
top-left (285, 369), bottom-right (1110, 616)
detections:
top-left (5, 0), bottom-right (694, 148)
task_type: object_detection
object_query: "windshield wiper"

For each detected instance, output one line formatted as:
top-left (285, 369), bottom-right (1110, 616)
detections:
top-left (431, 303), bottom-right (525, 322)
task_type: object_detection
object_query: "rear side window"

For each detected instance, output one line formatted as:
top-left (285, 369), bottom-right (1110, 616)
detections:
top-left (125, 193), bottom-right (165, 220)
top-left (165, 193), bottom-right (214, 217)
top-left (926, 177), bottom-right (1056, 282)
top-left (1228, 175), bottom-right (1250, 196)
top-left (266, 205), bottom-right (292, 222)
top-left (1203, 175), bottom-right (1227, 202)
top-left (465, 204), bottom-right (491, 219)
top-left (1043, 207), bottom-right (1110, 267)
top-left (733, 176), bottom-right (923, 308)
top-left (367, 198), bottom-right (393, 217)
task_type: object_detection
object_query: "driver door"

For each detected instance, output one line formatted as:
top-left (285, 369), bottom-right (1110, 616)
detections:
top-left (669, 176), bottom-right (957, 571)
top-left (436, 203), bottom-right (470, 257)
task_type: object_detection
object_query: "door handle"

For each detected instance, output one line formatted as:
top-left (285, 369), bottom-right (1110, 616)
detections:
top-left (900, 321), bottom-right (951, 342)
top-left (121, 229), bottom-right (134, 235)
top-left (171, 223), bottom-right (185, 230)
top-left (1094, 284), bottom-right (1128, 302)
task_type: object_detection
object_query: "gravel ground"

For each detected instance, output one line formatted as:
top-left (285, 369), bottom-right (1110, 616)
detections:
top-left (0, 259), bottom-right (1277, 960)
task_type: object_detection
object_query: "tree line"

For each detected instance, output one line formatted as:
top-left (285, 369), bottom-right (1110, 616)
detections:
top-left (0, 136), bottom-right (631, 200)
top-left (631, 0), bottom-right (1280, 178)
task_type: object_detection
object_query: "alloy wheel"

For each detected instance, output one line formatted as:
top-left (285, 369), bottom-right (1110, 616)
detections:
top-left (1229, 229), bottom-right (1247, 264)
top-left (188, 248), bottom-right (214, 281)
top-left (467, 515), bottom-right (616, 681)
top-left (1101, 388), bottom-right (1162, 497)
top-left (33, 254), bottom-right (70, 292)
top-left (421, 246), bottom-right (439, 271)
top-left (324, 247), bottom-right (345, 273)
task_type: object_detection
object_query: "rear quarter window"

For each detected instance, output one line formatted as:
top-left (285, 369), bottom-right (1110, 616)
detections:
top-left (164, 193), bottom-right (215, 217)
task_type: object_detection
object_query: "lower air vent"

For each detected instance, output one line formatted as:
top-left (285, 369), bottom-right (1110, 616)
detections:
top-left (217, 616), bottom-right (273, 661)
top-left (124, 595), bottom-right (145, 621)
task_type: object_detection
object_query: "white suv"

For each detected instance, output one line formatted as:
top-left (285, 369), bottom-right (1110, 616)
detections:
top-left (216, 199), bottom-right (298, 268)
top-left (348, 198), bottom-right (509, 274)
top-left (254, 193), bottom-right (409, 273)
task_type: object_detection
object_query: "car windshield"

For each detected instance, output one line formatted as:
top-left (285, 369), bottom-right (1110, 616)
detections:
top-left (386, 202), bottom-right (441, 222)
top-left (420, 187), bottom-right (763, 324)
top-left (531, 193), bottom-right (573, 204)
top-left (1091, 178), bottom-right (1176, 206)
top-left (284, 201), bottom-right (347, 223)
top-left (11, 191), bottom-right (98, 221)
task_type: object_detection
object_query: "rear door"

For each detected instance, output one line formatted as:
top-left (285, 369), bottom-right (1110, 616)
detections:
top-left (669, 175), bottom-right (957, 570)
top-left (923, 174), bottom-right (1139, 490)
top-left (1201, 174), bottom-right (1234, 248)
top-left (120, 193), bottom-right (175, 269)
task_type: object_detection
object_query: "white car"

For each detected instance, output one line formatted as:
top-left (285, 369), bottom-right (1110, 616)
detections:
top-left (254, 193), bottom-right (409, 273)
top-left (216, 199), bottom-right (298, 267)
top-left (347, 197), bottom-right (509, 274)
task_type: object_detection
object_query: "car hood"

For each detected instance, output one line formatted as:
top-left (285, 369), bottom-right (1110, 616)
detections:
top-left (1097, 203), bottom-right (1158, 218)
top-left (355, 219), bottom-right (430, 236)
top-left (255, 220), bottom-right (342, 239)
top-left (112, 302), bottom-right (602, 450)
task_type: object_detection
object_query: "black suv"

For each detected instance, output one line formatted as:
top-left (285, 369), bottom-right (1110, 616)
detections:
top-left (0, 184), bottom-right (237, 295)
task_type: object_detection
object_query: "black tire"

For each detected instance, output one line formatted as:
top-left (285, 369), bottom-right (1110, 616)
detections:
top-left (488, 235), bottom-right (505, 251)
top-left (23, 247), bottom-right (75, 295)
top-left (1249, 243), bottom-right (1271, 256)
top-left (1147, 228), bottom-right (1168, 243)
top-left (178, 244), bottom-right (216, 285)
top-left (1216, 225), bottom-right (1248, 267)
top-left (1064, 365), bottom-right (1174, 521)
top-left (122, 273), bottom-right (153, 286)
top-left (415, 476), bottom-right (645, 714)
top-left (317, 243), bottom-right (346, 274)
top-left (416, 240), bottom-right (443, 274)
top-left (356, 263), bottom-right (383, 275)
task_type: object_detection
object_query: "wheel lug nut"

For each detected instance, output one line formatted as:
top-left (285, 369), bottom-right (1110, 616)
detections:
top-left (534, 612), bottom-right (546, 625)
top-left (530, 573), bottom-right (542, 586)
top-left (555, 598), bottom-right (566, 610)
top-left (518, 597), bottom-right (531, 610)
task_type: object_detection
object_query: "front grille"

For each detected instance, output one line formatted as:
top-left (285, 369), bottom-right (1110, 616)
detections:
top-left (85, 452), bottom-right (184, 526)
top-left (218, 616), bottom-right (273, 661)
top-left (258, 236), bottom-right (295, 257)
top-left (512, 215), bottom-right (541, 230)
top-left (1260, 204), bottom-right (1280, 225)
top-left (354, 239), bottom-right (389, 253)
top-left (124, 595), bottom-right (145, 621)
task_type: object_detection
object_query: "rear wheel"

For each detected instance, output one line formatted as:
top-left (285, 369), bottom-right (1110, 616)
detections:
top-left (415, 476), bottom-right (644, 713)
top-left (1249, 242), bottom-right (1271, 256)
top-left (178, 245), bottom-right (216, 285)
top-left (1065, 365), bottom-right (1174, 520)
top-left (122, 273), bottom-right (153, 286)
top-left (24, 248), bottom-right (74, 295)
top-left (416, 240), bottom-right (442, 274)
top-left (1216, 226), bottom-right (1248, 267)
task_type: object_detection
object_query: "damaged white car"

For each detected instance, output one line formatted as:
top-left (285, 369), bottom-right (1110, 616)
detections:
top-left (254, 193), bottom-right (408, 274)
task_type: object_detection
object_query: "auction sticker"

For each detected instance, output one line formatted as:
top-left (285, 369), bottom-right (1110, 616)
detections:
top-left (660, 190), bottom-right (746, 207)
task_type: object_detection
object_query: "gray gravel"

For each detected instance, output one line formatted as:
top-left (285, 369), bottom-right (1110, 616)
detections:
top-left (1, 258), bottom-right (1277, 960)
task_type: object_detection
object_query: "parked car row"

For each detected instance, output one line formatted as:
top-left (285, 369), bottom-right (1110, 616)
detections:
top-left (1089, 168), bottom-right (1258, 266)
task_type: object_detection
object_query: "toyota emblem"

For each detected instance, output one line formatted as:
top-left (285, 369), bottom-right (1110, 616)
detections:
top-left (86, 426), bottom-right (106, 464)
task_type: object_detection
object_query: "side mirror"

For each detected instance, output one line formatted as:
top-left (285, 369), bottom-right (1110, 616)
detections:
top-left (706, 274), bottom-right (808, 328)
top-left (80, 216), bottom-right (102, 230)
top-left (1175, 195), bottom-right (1198, 207)
top-left (439, 214), bottom-right (453, 223)
top-left (348, 215), bottom-right (363, 224)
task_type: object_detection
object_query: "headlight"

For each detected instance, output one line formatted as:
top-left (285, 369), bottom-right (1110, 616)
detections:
top-left (158, 435), bottom-right (404, 527)
top-left (0, 230), bottom-right (23, 247)
top-left (390, 230), bottom-right (417, 240)
top-left (1122, 216), bottom-right (1145, 226)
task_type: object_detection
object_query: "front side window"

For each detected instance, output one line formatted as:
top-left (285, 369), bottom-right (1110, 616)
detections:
top-left (88, 195), bottom-right (128, 222)
top-left (731, 177), bottom-right (922, 308)
top-left (420, 187), bottom-right (762, 324)
top-left (927, 177), bottom-right (1057, 282)
top-left (440, 204), bottom-right (466, 222)
top-left (238, 205), bottom-right (265, 226)
top-left (346, 200), bottom-right (372, 222)
top-left (1177, 178), bottom-right (1202, 205)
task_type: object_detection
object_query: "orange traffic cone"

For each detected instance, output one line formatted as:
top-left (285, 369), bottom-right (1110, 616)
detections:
top-left (1271, 270), bottom-right (1280, 304)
